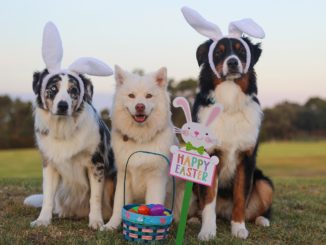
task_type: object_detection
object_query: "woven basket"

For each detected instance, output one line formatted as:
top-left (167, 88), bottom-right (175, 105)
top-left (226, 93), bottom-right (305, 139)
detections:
top-left (122, 151), bottom-right (175, 243)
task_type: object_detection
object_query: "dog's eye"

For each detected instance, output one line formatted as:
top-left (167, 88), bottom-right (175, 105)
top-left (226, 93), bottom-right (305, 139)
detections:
top-left (238, 47), bottom-right (246, 55)
top-left (51, 86), bottom-right (57, 92)
top-left (146, 94), bottom-right (153, 99)
top-left (69, 87), bottom-right (79, 98)
top-left (128, 93), bottom-right (135, 99)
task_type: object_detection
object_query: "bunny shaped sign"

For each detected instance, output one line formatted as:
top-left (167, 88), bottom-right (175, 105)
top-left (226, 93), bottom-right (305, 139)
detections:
top-left (171, 97), bottom-right (222, 244)
top-left (170, 97), bottom-right (222, 186)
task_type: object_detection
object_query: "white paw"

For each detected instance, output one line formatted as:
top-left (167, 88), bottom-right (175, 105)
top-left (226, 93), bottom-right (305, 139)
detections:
top-left (231, 221), bottom-right (249, 239)
top-left (100, 217), bottom-right (121, 231)
top-left (89, 218), bottom-right (104, 230)
top-left (30, 219), bottom-right (51, 227)
top-left (198, 226), bottom-right (216, 241)
top-left (255, 216), bottom-right (270, 227)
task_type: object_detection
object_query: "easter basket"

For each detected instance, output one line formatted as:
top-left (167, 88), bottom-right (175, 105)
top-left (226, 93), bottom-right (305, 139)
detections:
top-left (122, 151), bottom-right (175, 243)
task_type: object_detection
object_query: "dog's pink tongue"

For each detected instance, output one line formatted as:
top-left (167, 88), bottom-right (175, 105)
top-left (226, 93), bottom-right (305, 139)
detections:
top-left (134, 115), bottom-right (146, 123)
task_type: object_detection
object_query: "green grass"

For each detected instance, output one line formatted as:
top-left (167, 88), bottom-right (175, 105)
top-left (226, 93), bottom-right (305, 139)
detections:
top-left (1, 141), bottom-right (326, 244)
top-left (0, 148), bottom-right (42, 179)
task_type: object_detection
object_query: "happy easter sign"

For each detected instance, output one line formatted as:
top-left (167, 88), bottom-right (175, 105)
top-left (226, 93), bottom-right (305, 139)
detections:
top-left (170, 147), bottom-right (218, 186)
top-left (170, 96), bottom-right (223, 244)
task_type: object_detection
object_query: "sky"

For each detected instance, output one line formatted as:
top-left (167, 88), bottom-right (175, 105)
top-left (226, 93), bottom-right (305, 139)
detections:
top-left (0, 0), bottom-right (325, 110)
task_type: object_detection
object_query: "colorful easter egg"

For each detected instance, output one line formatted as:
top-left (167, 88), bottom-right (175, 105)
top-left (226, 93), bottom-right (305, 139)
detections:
top-left (138, 205), bottom-right (150, 215)
top-left (149, 204), bottom-right (165, 216)
top-left (163, 211), bottom-right (170, 216)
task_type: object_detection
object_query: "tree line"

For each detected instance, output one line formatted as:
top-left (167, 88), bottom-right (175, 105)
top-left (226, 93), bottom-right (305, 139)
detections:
top-left (0, 79), bottom-right (325, 149)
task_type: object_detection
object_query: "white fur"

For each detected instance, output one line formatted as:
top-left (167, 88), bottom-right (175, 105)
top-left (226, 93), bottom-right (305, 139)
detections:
top-left (102, 66), bottom-right (175, 231)
top-left (199, 81), bottom-right (262, 187)
top-left (197, 80), bottom-right (262, 239)
top-left (51, 76), bottom-right (72, 115)
top-left (231, 221), bottom-right (249, 239)
top-left (24, 194), bottom-right (43, 208)
top-left (255, 216), bottom-right (270, 227)
top-left (198, 195), bottom-right (217, 241)
top-left (29, 103), bottom-right (107, 228)
top-left (31, 165), bottom-right (59, 227)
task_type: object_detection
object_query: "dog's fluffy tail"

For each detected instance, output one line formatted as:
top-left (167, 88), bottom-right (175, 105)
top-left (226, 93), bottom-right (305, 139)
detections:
top-left (24, 194), bottom-right (43, 208)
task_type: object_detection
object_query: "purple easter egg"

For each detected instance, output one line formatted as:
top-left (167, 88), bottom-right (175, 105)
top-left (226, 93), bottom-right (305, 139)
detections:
top-left (149, 204), bottom-right (165, 216)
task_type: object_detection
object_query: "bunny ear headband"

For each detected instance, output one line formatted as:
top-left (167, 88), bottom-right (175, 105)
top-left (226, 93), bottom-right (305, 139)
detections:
top-left (181, 6), bottom-right (265, 79)
top-left (41, 22), bottom-right (113, 109)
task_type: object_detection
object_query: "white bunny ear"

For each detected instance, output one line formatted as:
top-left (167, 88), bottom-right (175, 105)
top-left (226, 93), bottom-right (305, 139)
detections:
top-left (173, 97), bottom-right (192, 123)
top-left (181, 6), bottom-right (223, 41)
top-left (42, 22), bottom-right (63, 73)
top-left (228, 18), bottom-right (265, 39)
top-left (205, 104), bottom-right (223, 127)
top-left (69, 57), bottom-right (113, 76)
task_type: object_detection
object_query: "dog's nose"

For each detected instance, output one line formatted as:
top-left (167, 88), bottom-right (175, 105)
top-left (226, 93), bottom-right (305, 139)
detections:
top-left (135, 103), bottom-right (145, 112)
top-left (194, 131), bottom-right (200, 136)
top-left (227, 58), bottom-right (239, 69)
top-left (57, 101), bottom-right (68, 112)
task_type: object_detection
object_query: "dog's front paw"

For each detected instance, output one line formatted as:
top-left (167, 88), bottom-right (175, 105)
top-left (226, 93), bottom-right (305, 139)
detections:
top-left (89, 218), bottom-right (104, 230)
top-left (231, 221), bottom-right (249, 239)
top-left (100, 217), bottom-right (121, 231)
top-left (89, 212), bottom-right (104, 230)
top-left (198, 226), bottom-right (216, 241)
top-left (30, 219), bottom-right (51, 227)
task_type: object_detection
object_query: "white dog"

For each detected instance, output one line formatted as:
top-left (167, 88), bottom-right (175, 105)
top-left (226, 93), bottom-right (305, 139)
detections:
top-left (101, 65), bottom-right (175, 230)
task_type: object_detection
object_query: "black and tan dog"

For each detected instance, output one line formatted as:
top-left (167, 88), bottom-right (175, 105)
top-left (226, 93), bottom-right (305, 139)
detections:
top-left (181, 7), bottom-right (274, 240)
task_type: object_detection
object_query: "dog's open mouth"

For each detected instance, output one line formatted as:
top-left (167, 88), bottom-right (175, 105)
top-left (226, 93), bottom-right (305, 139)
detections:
top-left (133, 114), bottom-right (148, 123)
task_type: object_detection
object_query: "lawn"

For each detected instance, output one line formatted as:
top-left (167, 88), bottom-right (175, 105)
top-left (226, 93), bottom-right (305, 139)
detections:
top-left (0, 141), bottom-right (326, 244)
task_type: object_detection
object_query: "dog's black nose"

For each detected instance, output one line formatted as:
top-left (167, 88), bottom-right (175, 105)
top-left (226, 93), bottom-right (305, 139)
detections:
top-left (227, 58), bottom-right (239, 69)
top-left (57, 101), bottom-right (68, 112)
top-left (135, 103), bottom-right (145, 112)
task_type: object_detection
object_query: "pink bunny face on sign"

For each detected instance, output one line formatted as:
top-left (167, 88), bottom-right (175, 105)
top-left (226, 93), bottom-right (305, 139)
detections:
top-left (173, 97), bottom-right (222, 149)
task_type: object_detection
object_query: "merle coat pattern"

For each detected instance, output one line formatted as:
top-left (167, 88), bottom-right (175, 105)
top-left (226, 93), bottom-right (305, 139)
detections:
top-left (25, 69), bottom-right (116, 230)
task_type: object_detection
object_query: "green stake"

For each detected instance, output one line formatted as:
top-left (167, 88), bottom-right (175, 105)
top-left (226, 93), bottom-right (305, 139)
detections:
top-left (176, 180), bottom-right (193, 245)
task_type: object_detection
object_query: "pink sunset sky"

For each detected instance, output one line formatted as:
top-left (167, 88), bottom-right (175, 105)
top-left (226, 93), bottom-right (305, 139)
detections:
top-left (0, 0), bottom-right (325, 110)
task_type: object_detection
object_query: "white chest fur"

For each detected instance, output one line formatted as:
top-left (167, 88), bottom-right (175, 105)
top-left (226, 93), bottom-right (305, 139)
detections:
top-left (198, 81), bottom-right (263, 185)
top-left (112, 127), bottom-right (174, 199)
top-left (34, 104), bottom-right (100, 187)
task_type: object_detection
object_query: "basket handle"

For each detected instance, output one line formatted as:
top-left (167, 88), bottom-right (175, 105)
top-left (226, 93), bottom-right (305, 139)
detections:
top-left (123, 150), bottom-right (175, 211)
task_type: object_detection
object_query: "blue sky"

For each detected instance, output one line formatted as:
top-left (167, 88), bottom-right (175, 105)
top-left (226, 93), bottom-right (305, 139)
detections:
top-left (0, 0), bottom-right (325, 109)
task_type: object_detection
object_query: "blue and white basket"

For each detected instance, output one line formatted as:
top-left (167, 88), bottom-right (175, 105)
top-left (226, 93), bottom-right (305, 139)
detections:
top-left (122, 151), bottom-right (175, 243)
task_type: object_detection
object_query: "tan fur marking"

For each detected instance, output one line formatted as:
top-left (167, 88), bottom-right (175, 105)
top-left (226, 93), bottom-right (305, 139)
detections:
top-left (232, 162), bottom-right (246, 222)
top-left (203, 172), bottom-right (218, 206)
top-left (235, 73), bottom-right (249, 93)
top-left (104, 178), bottom-right (115, 208)
top-left (218, 44), bottom-right (225, 52)
top-left (213, 63), bottom-right (224, 87)
top-left (245, 180), bottom-right (273, 221)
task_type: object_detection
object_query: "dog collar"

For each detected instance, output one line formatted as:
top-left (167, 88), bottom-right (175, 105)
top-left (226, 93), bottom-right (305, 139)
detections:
top-left (181, 6), bottom-right (265, 79)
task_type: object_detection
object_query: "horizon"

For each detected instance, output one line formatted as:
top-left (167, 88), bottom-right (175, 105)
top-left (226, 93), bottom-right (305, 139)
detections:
top-left (1, 0), bottom-right (325, 110)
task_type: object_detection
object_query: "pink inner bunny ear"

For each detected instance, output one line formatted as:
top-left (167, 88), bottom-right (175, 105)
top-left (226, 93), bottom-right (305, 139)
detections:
top-left (205, 105), bottom-right (223, 126)
top-left (173, 97), bottom-right (192, 123)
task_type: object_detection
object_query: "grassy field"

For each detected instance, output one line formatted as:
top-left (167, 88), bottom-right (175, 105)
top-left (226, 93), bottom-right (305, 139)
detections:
top-left (0, 141), bottom-right (326, 244)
